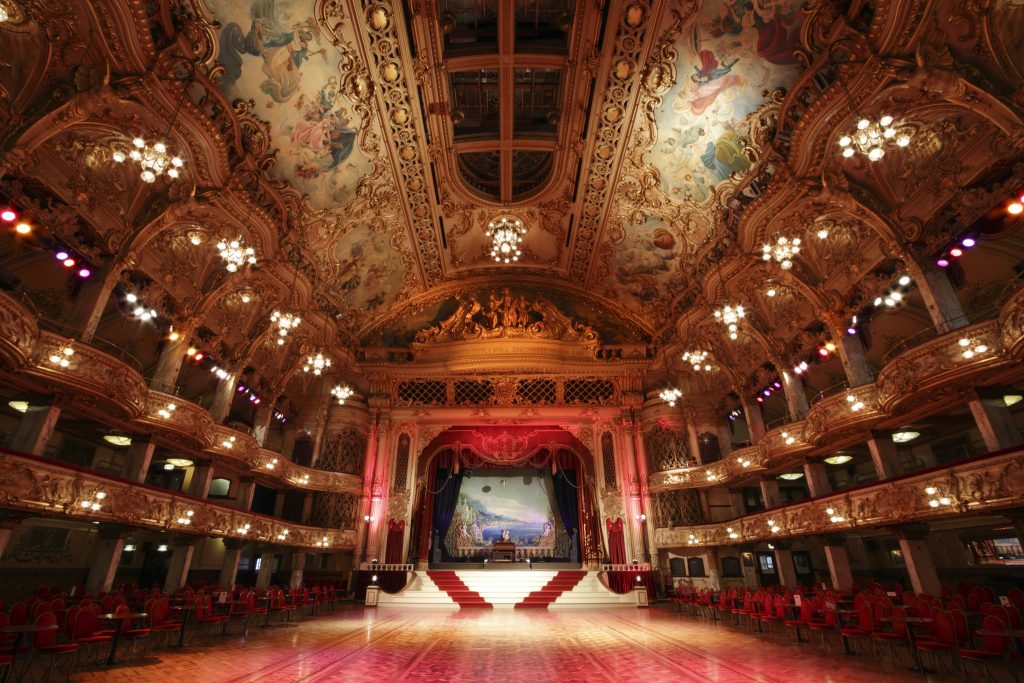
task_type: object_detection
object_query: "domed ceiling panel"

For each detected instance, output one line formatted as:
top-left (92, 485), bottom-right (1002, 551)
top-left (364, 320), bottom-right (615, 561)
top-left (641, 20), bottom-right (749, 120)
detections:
top-left (211, 0), bottom-right (377, 208)
top-left (647, 0), bottom-right (807, 203)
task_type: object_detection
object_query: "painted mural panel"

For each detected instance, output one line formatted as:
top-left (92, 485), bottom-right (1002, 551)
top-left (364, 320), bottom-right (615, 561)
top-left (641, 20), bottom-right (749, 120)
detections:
top-left (325, 228), bottom-right (404, 313)
top-left (209, 0), bottom-right (374, 208)
top-left (651, 0), bottom-right (808, 203)
top-left (612, 217), bottom-right (684, 311)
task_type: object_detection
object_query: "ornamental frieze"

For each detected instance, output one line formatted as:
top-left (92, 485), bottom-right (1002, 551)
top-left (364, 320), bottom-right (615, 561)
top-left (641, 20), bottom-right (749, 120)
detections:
top-left (653, 447), bottom-right (1024, 549)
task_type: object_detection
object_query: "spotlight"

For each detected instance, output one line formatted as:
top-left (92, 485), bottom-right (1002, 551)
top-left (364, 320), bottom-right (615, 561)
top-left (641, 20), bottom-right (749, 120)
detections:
top-left (77, 268), bottom-right (91, 278)
top-left (961, 237), bottom-right (976, 248)
top-left (949, 247), bottom-right (963, 258)
top-left (936, 258), bottom-right (949, 267)
top-left (756, 396), bottom-right (764, 403)
top-left (1009, 202), bottom-right (1023, 215)
top-left (0, 209), bottom-right (15, 222)
top-left (898, 275), bottom-right (911, 286)
top-left (62, 258), bottom-right (75, 268)
top-left (818, 347), bottom-right (829, 357)
top-left (55, 251), bottom-right (69, 261)
top-left (193, 352), bottom-right (204, 361)
top-left (847, 327), bottom-right (857, 335)
top-left (15, 222), bottom-right (31, 234)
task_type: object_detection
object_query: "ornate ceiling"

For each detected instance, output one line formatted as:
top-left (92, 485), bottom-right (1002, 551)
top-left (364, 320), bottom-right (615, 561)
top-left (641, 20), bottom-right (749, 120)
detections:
top-left (1, 0), bottom-right (1023, 410)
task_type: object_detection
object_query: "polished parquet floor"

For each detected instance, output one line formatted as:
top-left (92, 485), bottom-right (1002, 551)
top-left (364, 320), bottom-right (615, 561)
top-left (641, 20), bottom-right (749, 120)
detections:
top-left (72, 606), bottom-right (948, 682)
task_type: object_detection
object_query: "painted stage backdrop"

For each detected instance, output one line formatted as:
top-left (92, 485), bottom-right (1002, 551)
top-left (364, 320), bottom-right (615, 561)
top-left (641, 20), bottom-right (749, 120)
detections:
top-left (444, 471), bottom-right (571, 559)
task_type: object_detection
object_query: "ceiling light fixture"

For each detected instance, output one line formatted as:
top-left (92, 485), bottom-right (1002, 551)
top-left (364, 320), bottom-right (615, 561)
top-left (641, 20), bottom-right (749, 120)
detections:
top-left (838, 115), bottom-right (911, 161)
top-left (271, 310), bottom-right (300, 345)
top-left (103, 434), bottom-right (132, 447)
top-left (216, 238), bottom-right (257, 272)
top-left (1003, 394), bottom-right (1023, 407)
top-left (714, 304), bottom-right (745, 340)
top-left (112, 136), bottom-right (185, 183)
top-left (331, 384), bottom-right (354, 405)
top-left (49, 344), bottom-right (75, 368)
top-left (681, 349), bottom-right (713, 372)
top-left (777, 472), bottom-right (804, 481)
top-left (303, 352), bottom-right (332, 375)
top-left (823, 454), bottom-right (853, 465)
top-left (891, 430), bottom-right (920, 443)
top-left (8, 400), bottom-right (28, 413)
top-left (485, 216), bottom-right (526, 264)
top-left (659, 387), bottom-right (682, 407)
top-left (165, 457), bottom-right (194, 468)
top-left (762, 236), bottom-right (800, 269)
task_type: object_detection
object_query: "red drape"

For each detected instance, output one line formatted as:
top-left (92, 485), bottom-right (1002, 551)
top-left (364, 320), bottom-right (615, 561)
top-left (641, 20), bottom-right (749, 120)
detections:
top-left (385, 519), bottom-right (406, 564)
top-left (606, 518), bottom-right (632, 593)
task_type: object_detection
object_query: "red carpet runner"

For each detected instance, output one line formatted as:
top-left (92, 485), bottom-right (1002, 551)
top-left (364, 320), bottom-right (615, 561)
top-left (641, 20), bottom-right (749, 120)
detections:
top-left (426, 571), bottom-right (492, 608)
top-left (515, 571), bottom-right (588, 609)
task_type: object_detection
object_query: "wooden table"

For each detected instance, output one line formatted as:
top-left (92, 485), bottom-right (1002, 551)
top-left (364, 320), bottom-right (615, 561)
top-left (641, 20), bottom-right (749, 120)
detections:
top-left (0, 623), bottom-right (59, 683)
top-left (99, 612), bottom-right (148, 666)
top-left (880, 616), bottom-right (934, 674)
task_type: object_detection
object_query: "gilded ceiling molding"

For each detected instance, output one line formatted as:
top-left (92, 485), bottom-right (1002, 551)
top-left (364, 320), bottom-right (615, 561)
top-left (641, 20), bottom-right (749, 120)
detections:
top-left (654, 446), bottom-right (1024, 549)
top-left (0, 448), bottom-right (357, 550)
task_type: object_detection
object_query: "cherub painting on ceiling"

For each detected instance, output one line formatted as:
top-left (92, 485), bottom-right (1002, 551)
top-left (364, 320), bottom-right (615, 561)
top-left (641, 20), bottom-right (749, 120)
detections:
top-left (328, 230), bottom-right (404, 314)
top-left (613, 218), bottom-right (682, 308)
top-left (211, 0), bottom-right (372, 208)
top-left (651, 0), bottom-right (808, 203)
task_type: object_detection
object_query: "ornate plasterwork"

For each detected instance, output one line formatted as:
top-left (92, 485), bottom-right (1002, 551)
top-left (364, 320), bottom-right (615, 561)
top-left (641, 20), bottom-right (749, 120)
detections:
top-left (0, 450), bottom-right (356, 549)
top-left (414, 291), bottom-right (598, 345)
top-left (655, 447), bottom-right (1024, 549)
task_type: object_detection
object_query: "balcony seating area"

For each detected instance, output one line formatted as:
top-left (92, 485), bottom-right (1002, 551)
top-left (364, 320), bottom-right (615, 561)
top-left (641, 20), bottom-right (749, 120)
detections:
top-left (0, 581), bottom-right (344, 681)
top-left (670, 582), bottom-right (1024, 680)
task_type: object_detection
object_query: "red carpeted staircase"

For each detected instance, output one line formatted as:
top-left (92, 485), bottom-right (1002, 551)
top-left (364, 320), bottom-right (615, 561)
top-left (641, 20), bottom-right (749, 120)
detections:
top-left (515, 571), bottom-right (588, 609)
top-left (426, 571), bottom-right (493, 608)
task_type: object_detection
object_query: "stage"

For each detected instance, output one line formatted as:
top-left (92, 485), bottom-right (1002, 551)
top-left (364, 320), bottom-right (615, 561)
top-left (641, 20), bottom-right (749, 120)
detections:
top-left (72, 606), bottom-right (931, 683)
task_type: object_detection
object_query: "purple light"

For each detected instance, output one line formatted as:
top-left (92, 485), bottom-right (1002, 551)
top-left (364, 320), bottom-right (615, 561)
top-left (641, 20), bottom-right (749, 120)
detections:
top-left (77, 268), bottom-right (91, 278)
top-left (55, 251), bottom-right (69, 261)
top-left (961, 237), bottom-right (976, 248)
top-left (237, 385), bottom-right (246, 393)
top-left (763, 389), bottom-right (772, 397)
top-left (936, 258), bottom-right (949, 267)
top-left (772, 381), bottom-right (782, 389)
top-left (847, 327), bottom-right (857, 335)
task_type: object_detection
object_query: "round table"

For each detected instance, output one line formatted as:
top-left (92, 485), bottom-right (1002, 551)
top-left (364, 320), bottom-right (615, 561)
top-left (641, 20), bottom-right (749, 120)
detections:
top-left (99, 612), bottom-right (148, 666)
top-left (0, 624), bottom-right (59, 683)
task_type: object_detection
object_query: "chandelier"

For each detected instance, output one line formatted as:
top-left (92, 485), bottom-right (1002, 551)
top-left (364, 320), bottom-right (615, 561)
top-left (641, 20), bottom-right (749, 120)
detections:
top-left (658, 387), bottom-right (682, 407)
top-left (271, 310), bottom-right (300, 345)
top-left (216, 238), bottom-right (256, 272)
top-left (838, 115), bottom-right (911, 161)
top-left (112, 137), bottom-right (185, 183)
top-left (714, 304), bottom-right (745, 340)
top-left (303, 352), bottom-right (332, 375)
top-left (761, 236), bottom-right (800, 269)
top-left (332, 384), bottom-right (354, 405)
top-left (681, 349), bottom-right (713, 372)
top-left (485, 216), bottom-right (526, 264)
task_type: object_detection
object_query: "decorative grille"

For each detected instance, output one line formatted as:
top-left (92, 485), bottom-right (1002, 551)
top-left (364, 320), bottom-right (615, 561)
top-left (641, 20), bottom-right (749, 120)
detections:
top-left (654, 490), bottom-right (705, 528)
top-left (454, 380), bottom-right (494, 405)
top-left (644, 425), bottom-right (691, 472)
top-left (310, 492), bottom-right (358, 529)
top-left (563, 378), bottom-right (615, 405)
top-left (396, 380), bottom-right (448, 405)
top-left (601, 432), bottom-right (616, 489)
top-left (317, 427), bottom-right (366, 475)
top-left (393, 433), bottom-right (410, 491)
top-left (514, 379), bottom-right (557, 404)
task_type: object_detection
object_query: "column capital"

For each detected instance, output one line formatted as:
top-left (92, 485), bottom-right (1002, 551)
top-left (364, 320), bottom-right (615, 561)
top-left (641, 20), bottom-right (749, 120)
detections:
top-left (223, 537), bottom-right (245, 551)
top-left (890, 523), bottom-right (930, 541)
top-left (95, 523), bottom-right (131, 540)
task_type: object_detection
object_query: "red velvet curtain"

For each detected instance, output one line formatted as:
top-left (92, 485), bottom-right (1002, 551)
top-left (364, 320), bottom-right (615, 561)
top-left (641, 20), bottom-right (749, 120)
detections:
top-left (385, 519), bottom-right (406, 564)
top-left (606, 518), bottom-right (632, 593)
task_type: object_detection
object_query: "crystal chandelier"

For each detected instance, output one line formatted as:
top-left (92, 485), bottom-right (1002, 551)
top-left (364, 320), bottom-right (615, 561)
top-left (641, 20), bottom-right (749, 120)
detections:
top-left (303, 352), bottom-right (332, 375)
top-left (658, 387), bottom-right (682, 407)
top-left (485, 216), bottom-right (526, 264)
top-left (762, 236), bottom-right (800, 269)
top-left (714, 304), bottom-right (745, 340)
top-left (838, 115), bottom-right (911, 161)
top-left (271, 310), bottom-right (300, 345)
top-left (216, 238), bottom-right (256, 272)
top-left (681, 349), bottom-right (713, 372)
top-left (331, 384), bottom-right (354, 405)
top-left (0, 4), bottom-right (8, 22)
top-left (112, 137), bottom-right (185, 183)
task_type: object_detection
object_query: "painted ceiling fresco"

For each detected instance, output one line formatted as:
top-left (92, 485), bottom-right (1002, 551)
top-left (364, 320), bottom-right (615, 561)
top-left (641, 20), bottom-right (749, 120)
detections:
top-left (210, 0), bottom-right (376, 208)
top-left (649, 0), bottom-right (807, 203)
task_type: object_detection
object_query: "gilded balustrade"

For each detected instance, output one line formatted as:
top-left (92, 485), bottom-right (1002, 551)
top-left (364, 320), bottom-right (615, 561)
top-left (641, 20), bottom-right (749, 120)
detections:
top-left (0, 291), bottom-right (361, 497)
top-left (654, 446), bottom-right (1024, 549)
top-left (0, 447), bottom-right (356, 549)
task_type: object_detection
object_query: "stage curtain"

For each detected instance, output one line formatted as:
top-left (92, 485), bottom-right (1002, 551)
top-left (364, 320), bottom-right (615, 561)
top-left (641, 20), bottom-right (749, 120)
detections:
top-left (385, 519), bottom-right (406, 564)
top-left (606, 517), bottom-right (631, 593)
top-left (553, 468), bottom-right (580, 551)
top-left (431, 467), bottom-right (463, 560)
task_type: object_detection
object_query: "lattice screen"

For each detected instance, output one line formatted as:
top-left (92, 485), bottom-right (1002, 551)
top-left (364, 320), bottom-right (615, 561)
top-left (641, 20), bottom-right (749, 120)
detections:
top-left (393, 433), bottom-right (410, 491)
top-left (564, 378), bottom-right (616, 405)
top-left (514, 379), bottom-right (557, 404)
top-left (654, 490), bottom-right (705, 528)
top-left (454, 380), bottom-right (494, 405)
top-left (644, 425), bottom-right (691, 471)
top-left (396, 380), bottom-right (447, 405)
top-left (310, 492), bottom-right (358, 529)
top-left (317, 427), bottom-right (366, 475)
top-left (601, 431), bottom-right (617, 489)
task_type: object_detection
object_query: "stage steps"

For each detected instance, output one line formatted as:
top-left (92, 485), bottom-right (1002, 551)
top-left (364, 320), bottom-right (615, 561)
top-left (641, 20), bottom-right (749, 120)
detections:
top-left (550, 572), bottom-right (637, 609)
top-left (375, 572), bottom-right (458, 609)
top-left (427, 570), bottom-right (493, 608)
top-left (515, 571), bottom-right (588, 608)
top-left (453, 570), bottom-right (557, 608)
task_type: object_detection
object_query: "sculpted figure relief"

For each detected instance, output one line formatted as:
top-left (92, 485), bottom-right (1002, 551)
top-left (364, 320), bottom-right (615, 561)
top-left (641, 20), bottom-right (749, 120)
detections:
top-left (415, 290), bottom-right (599, 344)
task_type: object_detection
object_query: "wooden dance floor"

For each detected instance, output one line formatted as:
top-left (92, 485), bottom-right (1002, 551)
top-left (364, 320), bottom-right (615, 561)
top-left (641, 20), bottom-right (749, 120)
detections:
top-left (74, 606), bottom-right (934, 682)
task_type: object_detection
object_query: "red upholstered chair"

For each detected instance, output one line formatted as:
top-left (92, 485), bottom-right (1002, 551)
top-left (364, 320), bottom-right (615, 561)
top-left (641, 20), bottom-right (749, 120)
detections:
top-left (871, 605), bottom-right (909, 668)
top-left (112, 603), bottom-right (151, 660)
top-left (1009, 588), bottom-right (1024, 610)
top-left (914, 610), bottom-right (957, 674)
top-left (809, 603), bottom-right (838, 652)
top-left (194, 594), bottom-right (228, 640)
top-left (71, 605), bottom-right (113, 666)
top-left (784, 597), bottom-right (815, 643)
top-left (31, 612), bottom-right (78, 681)
top-left (226, 592), bottom-right (253, 636)
top-left (247, 591), bottom-right (269, 628)
top-left (757, 595), bottom-right (786, 638)
top-left (959, 614), bottom-right (1020, 682)
top-left (149, 598), bottom-right (185, 648)
top-left (8, 603), bottom-right (27, 627)
top-left (732, 592), bottom-right (756, 628)
top-left (839, 602), bottom-right (874, 655)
